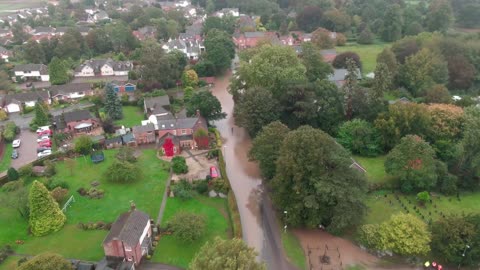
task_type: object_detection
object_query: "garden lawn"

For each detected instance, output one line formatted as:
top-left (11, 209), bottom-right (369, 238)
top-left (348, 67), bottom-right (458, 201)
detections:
top-left (353, 155), bottom-right (392, 184)
top-left (152, 196), bottom-right (231, 269)
top-left (0, 256), bottom-right (19, 270)
top-left (337, 42), bottom-right (391, 74)
top-left (281, 230), bottom-right (306, 270)
top-left (0, 144), bottom-right (13, 173)
top-left (114, 106), bottom-right (144, 128)
top-left (364, 191), bottom-right (480, 225)
top-left (0, 149), bottom-right (169, 261)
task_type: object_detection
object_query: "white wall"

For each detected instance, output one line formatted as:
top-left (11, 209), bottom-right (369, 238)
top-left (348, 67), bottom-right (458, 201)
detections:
top-left (25, 101), bottom-right (36, 107)
top-left (40, 75), bottom-right (49, 81)
top-left (101, 65), bottom-right (113, 76)
top-left (6, 103), bottom-right (20, 113)
top-left (114, 70), bottom-right (129, 76)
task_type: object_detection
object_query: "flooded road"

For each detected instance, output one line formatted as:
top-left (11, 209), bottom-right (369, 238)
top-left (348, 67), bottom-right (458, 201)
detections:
top-left (211, 73), bottom-right (297, 270)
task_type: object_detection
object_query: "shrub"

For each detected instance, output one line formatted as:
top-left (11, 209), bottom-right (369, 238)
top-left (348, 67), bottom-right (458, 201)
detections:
top-left (332, 51), bottom-right (362, 69)
top-left (336, 33), bottom-right (347, 46)
top-left (172, 156), bottom-right (188, 174)
top-left (193, 180), bottom-right (209, 195)
top-left (116, 147), bottom-right (137, 163)
top-left (74, 135), bottom-right (93, 155)
top-left (207, 149), bottom-right (219, 159)
top-left (1, 180), bottom-right (23, 192)
top-left (172, 180), bottom-right (193, 200)
top-left (28, 181), bottom-right (66, 236)
top-left (105, 160), bottom-right (142, 183)
top-left (50, 187), bottom-right (69, 204)
top-left (210, 178), bottom-right (229, 194)
top-left (357, 28), bottom-right (374, 44)
top-left (18, 165), bottom-right (33, 178)
top-left (167, 212), bottom-right (206, 243)
top-left (7, 167), bottom-right (19, 181)
top-left (3, 122), bottom-right (17, 142)
top-left (416, 191), bottom-right (430, 205)
top-left (44, 160), bottom-right (56, 177)
top-left (47, 179), bottom-right (69, 190)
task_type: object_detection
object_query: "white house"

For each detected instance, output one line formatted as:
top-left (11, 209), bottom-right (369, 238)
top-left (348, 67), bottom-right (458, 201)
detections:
top-left (162, 39), bottom-right (204, 60)
top-left (214, 8), bottom-right (239, 17)
top-left (12, 64), bottom-right (50, 82)
top-left (4, 91), bottom-right (51, 113)
top-left (49, 83), bottom-right (94, 101)
top-left (74, 59), bottom-right (133, 77)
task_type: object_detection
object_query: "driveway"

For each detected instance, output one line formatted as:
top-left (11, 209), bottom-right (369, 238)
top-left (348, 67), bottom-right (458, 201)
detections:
top-left (11, 130), bottom-right (38, 169)
top-left (71, 75), bottom-right (128, 84)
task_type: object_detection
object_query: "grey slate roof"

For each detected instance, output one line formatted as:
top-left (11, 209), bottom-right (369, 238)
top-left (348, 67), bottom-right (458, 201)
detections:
top-left (132, 123), bottom-right (155, 133)
top-left (105, 136), bottom-right (122, 145)
top-left (75, 59), bottom-right (132, 73)
top-left (244, 32), bottom-right (266, 38)
top-left (144, 95), bottom-right (170, 110)
top-left (63, 109), bottom-right (94, 123)
top-left (103, 209), bottom-right (150, 247)
top-left (328, 68), bottom-right (362, 81)
top-left (13, 64), bottom-right (48, 74)
top-left (33, 26), bottom-right (54, 34)
top-left (5, 90), bottom-right (49, 104)
top-left (49, 83), bottom-right (92, 96)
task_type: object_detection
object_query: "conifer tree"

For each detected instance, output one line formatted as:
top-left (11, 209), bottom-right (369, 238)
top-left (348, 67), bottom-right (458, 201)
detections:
top-left (29, 181), bottom-right (66, 236)
top-left (104, 83), bottom-right (123, 120)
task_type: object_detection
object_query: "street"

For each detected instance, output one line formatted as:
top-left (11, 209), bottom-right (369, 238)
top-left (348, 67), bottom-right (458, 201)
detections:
top-left (10, 130), bottom-right (38, 169)
top-left (211, 73), bottom-right (297, 270)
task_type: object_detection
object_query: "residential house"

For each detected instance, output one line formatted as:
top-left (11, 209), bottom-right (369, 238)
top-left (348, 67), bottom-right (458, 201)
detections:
top-left (143, 95), bottom-right (171, 116)
top-left (214, 8), bottom-right (239, 17)
top-left (53, 109), bottom-right (99, 134)
top-left (55, 26), bottom-right (70, 36)
top-left (320, 49), bottom-right (337, 63)
top-left (105, 136), bottom-right (123, 149)
top-left (30, 26), bottom-right (55, 41)
top-left (121, 133), bottom-right (136, 146)
top-left (13, 64), bottom-right (50, 82)
top-left (49, 83), bottom-right (94, 101)
top-left (111, 81), bottom-right (136, 95)
top-left (132, 124), bottom-right (156, 145)
top-left (132, 26), bottom-right (156, 41)
top-left (0, 46), bottom-right (11, 62)
top-left (92, 10), bottom-right (110, 23)
top-left (74, 59), bottom-right (133, 77)
top-left (77, 26), bottom-right (91, 36)
top-left (237, 15), bottom-right (256, 32)
top-left (4, 90), bottom-right (51, 113)
top-left (328, 68), bottom-right (362, 87)
top-left (162, 39), bottom-right (204, 60)
top-left (233, 31), bottom-right (279, 49)
top-left (102, 205), bottom-right (152, 266)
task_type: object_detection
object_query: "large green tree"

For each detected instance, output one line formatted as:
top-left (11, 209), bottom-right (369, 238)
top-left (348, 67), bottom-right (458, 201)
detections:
top-left (167, 212), bottom-right (206, 243)
top-left (381, 4), bottom-right (403, 42)
top-left (139, 41), bottom-right (182, 88)
top-left (342, 58), bottom-right (361, 120)
top-left (29, 181), bottom-right (66, 236)
top-left (48, 57), bottom-right (69, 85)
top-left (371, 63), bottom-right (392, 103)
top-left (186, 91), bottom-right (226, 122)
top-left (204, 29), bottom-right (235, 75)
top-left (24, 40), bottom-right (46, 64)
top-left (105, 160), bottom-right (142, 183)
top-left (272, 126), bottom-right (367, 233)
top-left (249, 121), bottom-right (290, 180)
top-left (18, 253), bottom-right (72, 270)
top-left (235, 88), bottom-right (281, 137)
top-left (385, 135), bottom-right (438, 193)
top-left (431, 214), bottom-right (480, 266)
top-left (104, 83), bottom-right (123, 120)
top-left (74, 135), bottom-right (93, 155)
top-left (190, 237), bottom-right (265, 270)
top-left (301, 42), bottom-right (332, 82)
top-left (426, 0), bottom-right (453, 33)
top-left (337, 119), bottom-right (382, 157)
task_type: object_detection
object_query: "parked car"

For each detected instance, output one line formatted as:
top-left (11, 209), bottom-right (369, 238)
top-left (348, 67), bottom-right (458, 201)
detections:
top-left (38, 129), bottom-right (52, 136)
top-left (36, 126), bottom-right (50, 134)
top-left (26, 82), bottom-right (32, 87)
top-left (37, 150), bottom-right (52, 158)
top-left (38, 141), bottom-right (52, 147)
top-left (12, 139), bottom-right (21, 148)
top-left (210, 166), bottom-right (219, 178)
top-left (11, 149), bottom-right (18, 159)
top-left (37, 136), bottom-right (51, 143)
top-left (37, 147), bottom-right (51, 153)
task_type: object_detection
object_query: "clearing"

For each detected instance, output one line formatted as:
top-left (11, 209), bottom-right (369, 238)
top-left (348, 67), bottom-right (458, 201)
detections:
top-left (152, 196), bottom-right (231, 269)
top-left (0, 0), bottom-right (44, 15)
top-left (114, 106), bottom-right (145, 128)
top-left (337, 42), bottom-right (391, 74)
top-left (0, 149), bottom-right (169, 263)
top-left (353, 155), bottom-right (392, 184)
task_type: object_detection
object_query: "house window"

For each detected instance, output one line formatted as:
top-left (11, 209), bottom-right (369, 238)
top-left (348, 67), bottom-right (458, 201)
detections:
top-left (181, 129), bottom-right (186, 135)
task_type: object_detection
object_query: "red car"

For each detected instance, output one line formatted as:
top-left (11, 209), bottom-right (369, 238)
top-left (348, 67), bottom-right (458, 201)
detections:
top-left (38, 129), bottom-right (52, 136)
top-left (210, 166), bottom-right (219, 178)
top-left (38, 140), bottom-right (52, 147)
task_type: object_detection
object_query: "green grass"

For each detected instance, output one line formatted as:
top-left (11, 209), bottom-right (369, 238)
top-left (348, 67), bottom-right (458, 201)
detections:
top-left (0, 144), bottom-right (13, 173)
top-left (114, 106), bottom-right (145, 128)
top-left (353, 155), bottom-right (392, 184)
top-left (0, 0), bottom-right (44, 15)
top-left (365, 191), bottom-right (480, 225)
top-left (0, 149), bottom-right (169, 261)
top-left (281, 230), bottom-right (306, 270)
top-left (337, 42), bottom-right (391, 74)
top-left (152, 196), bottom-right (231, 269)
top-left (0, 256), bottom-right (19, 270)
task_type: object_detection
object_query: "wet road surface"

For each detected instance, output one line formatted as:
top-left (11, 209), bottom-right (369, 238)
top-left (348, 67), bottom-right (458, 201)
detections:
top-left (211, 73), bottom-right (297, 270)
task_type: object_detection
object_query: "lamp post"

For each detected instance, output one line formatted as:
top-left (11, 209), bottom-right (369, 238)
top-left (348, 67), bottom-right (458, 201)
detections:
top-left (283, 210), bottom-right (288, 233)
top-left (458, 244), bottom-right (470, 269)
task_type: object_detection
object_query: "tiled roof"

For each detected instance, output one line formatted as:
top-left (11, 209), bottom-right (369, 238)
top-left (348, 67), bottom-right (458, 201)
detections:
top-left (132, 123), bottom-right (155, 133)
top-left (63, 109), bottom-right (94, 123)
top-left (13, 64), bottom-right (48, 74)
top-left (5, 90), bottom-right (49, 104)
top-left (103, 209), bottom-right (150, 247)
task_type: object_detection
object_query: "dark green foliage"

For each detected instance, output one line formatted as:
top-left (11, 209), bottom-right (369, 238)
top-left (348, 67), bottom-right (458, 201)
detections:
top-left (7, 167), bottom-right (19, 181)
top-left (357, 27), bottom-right (374, 45)
top-left (18, 165), bottom-right (33, 178)
top-left (337, 119), bottom-right (382, 157)
top-left (74, 135), bottom-right (93, 155)
top-left (301, 42), bottom-right (333, 82)
top-left (431, 214), bottom-right (480, 266)
top-left (167, 211), bottom-right (206, 243)
top-left (204, 29), bottom-right (235, 75)
top-left (2, 122), bottom-right (17, 142)
top-left (44, 160), bottom-right (56, 177)
top-left (28, 181), bottom-right (66, 236)
top-left (381, 4), bottom-right (403, 42)
top-left (249, 121), bottom-right (290, 180)
top-left (193, 181), bottom-right (209, 195)
top-left (104, 83), bottom-right (123, 120)
top-left (105, 160), bottom-right (142, 183)
top-left (186, 91), bottom-right (226, 122)
top-left (172, 180), bottom-right (193, 200)
top-left (30, 103), bottom-right (49, 131)
top-left (296, 6), bottom-right (323, 32)
top-left (116, 147), bottom-right (137, 163)
top-left (385, 135), bottom-right (438, 193)
top-left (172, 156), bottom-right (188, 174)
top-left (48, 57), bottom-right (69, 85)
top-left (202, 16), bottom-right (235, 35)
top-left (234, 88), bottom-right (280, 137)
top-left (272, 126), bottom-right (367, 233)
top-left (17, 253), bottom-right (72, 270)
top-left (332, 52), bottom-right (361, 69)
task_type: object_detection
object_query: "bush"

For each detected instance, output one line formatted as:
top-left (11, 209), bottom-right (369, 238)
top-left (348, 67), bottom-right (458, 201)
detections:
top-left (74, 135), bottom-right (93, 155)
top-left (172, 180), bottom-right (193, 200)
top-left (105, 160), bottom-right (142, 183)
top-left (167, 212), bottom-right (206, 243)
top-left (116, 147), bottom-right (137, 163)
top-left (3, 122), bottom-right (17, 142)
top-left (18, 165), bottom-right (33, 178)
top-left (336, 33), bottom-right (347, 46)
top-left (172, 156), bottom-right (188, 174)
top-left (210, 178), bottom-right (229, 194)
top-left (47, 179), bottom-right (69, 190)
top-left (357, 28), bottom-right (374, 44)
top-left (50, 187), bottom-right (69, 204)
top-left (44, 160), bottom-right (56, 177)
top-left (439, 174), bottom-right (457, 195)
top-left (193, 180), bottom-right (209, 195)
top-left (7, 167), bottom-right (19, 181)
top-left (332, 51), bottom-right (362, 69)
top-left (1, 180), bottom-right (23, 192)
top-left (416, 191), bottom-right (430, 205)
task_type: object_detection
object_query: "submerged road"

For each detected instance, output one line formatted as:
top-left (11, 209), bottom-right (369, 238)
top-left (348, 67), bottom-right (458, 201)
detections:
top-left (211, 73), bottom-right (297, 270)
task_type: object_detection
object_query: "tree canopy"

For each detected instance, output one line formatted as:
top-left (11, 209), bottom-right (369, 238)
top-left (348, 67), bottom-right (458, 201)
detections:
top-left (204, 29), bottom-right (235, 75)
top-left (18, 253), bottom-right (72, 270)
top-left (104, 83), bottom-right (123, 120)
top-left (186, 91), bottom-right (226, 122)
top-left (29, 181), bottom-right (66, 236)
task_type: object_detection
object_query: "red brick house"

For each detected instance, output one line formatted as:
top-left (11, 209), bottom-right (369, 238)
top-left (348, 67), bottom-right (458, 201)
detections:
top-left (233, 31), bottom-right (280, 49)
top-left (103, 206), bottom-right (152, 266)
top-left (53, 109), bottom-right (99, 134)
top-left (132, 124), bottom-right (156, 145)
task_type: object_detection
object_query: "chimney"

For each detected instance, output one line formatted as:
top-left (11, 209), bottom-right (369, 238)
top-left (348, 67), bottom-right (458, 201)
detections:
top-left (130, 201), bottom-right (136, 211)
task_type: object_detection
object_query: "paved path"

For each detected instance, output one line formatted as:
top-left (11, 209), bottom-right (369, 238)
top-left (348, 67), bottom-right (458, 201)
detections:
top-left (156, 168), bottom-right (173, 226)
top-left (139, 261), bottom-right (184, 270)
